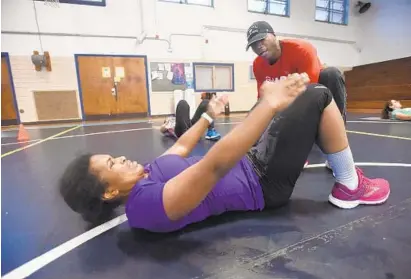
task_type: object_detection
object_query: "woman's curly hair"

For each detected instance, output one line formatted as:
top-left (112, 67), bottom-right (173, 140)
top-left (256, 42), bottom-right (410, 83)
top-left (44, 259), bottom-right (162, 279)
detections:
top-left (59, 153), bottom-right (122, 224)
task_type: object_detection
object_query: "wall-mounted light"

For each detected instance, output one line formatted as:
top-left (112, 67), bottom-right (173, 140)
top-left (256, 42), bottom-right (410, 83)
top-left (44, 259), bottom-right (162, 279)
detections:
top-left (31, 50), bottom-right (52, 71)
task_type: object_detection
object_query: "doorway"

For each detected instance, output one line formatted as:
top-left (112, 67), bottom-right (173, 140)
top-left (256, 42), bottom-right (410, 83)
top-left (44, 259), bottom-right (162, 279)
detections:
top-left (1, 53), bottom-right (19, 126)
top-left (75, 54), bottom-right (150, 120)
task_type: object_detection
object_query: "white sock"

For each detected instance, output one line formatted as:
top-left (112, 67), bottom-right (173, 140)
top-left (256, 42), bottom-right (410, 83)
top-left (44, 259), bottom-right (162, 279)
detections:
top-left (327, 146), bottom-right (358, 190)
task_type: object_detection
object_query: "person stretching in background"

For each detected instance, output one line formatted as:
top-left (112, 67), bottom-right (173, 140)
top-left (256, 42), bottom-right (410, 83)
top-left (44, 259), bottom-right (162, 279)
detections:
top-left (381, 100), bottom-right (411, 121)
top-left (59, 74), bottom-right (390, 233)
top-left (246, 20), bottom-right (347, 169)
top-left (160, 97), bottom-right (222, 140)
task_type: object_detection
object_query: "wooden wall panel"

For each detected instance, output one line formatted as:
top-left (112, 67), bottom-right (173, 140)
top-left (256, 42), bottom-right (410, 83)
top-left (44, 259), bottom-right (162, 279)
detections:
top-left (346, 56), bottom-right (411, 113)
top-left (33, 90), bottom-right (79, 121)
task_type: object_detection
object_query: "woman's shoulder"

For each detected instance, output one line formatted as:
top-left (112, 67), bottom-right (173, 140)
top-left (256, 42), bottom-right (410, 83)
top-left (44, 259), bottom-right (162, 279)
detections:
top-left (125, 179), bottom-right (170, 231)
top-left (391, 108), bottom-right (402, 115)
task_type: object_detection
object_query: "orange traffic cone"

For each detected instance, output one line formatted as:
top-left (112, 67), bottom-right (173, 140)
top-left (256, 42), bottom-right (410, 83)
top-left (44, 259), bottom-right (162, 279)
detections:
top-left (17, 124), bottom-right (30, 142)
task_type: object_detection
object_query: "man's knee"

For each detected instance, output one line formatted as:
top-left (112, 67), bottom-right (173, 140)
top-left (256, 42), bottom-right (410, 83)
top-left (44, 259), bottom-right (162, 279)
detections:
top-left (320, 66), bottom-right (343, 80)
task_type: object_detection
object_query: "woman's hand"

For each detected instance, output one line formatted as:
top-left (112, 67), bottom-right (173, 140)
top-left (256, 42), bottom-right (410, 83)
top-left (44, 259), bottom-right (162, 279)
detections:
top-left (260, 73), bottom-right (310, 111)
top-left (206, 95), bottom-right (229, 118)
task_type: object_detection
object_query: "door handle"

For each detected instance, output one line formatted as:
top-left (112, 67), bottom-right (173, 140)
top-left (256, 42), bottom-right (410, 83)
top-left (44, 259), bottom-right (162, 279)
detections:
top-left (112, 81), bottom-right (118, 101)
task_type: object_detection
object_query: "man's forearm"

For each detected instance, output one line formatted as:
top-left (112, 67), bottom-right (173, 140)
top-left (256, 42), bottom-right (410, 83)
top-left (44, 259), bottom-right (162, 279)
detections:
top-left (202, 99), bottom-right (277, 176)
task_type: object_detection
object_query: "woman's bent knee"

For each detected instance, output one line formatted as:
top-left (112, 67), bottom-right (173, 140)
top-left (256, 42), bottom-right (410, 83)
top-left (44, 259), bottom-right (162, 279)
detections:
top-left (303, 84), bottom-right (334, 111)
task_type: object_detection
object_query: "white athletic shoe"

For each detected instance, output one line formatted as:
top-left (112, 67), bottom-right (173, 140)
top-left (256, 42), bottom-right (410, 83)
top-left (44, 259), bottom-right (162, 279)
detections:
top-left (161, 116), bottom-right (177, 138)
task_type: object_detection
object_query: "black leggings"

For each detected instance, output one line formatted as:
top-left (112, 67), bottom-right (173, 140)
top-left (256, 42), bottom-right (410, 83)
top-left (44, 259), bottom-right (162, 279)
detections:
top-left (318, 67), bottom-right (346, 123)
top-left (174, 99), bottom-right (214, 138)
top-left (247, 84), bottom-right (333, 208)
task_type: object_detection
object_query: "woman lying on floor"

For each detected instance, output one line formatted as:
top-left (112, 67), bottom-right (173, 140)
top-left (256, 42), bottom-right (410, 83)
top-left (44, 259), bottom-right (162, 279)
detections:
top-left (160, 98), bottom-right (222, 141)
top-left (60, 73), bottom-right (390, 233)
top-left (381, 100), bottom-right (411, 121)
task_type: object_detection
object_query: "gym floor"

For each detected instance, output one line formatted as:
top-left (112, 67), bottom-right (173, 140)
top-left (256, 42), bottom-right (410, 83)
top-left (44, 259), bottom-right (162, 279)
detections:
top-left (2, 113), bottom-right (411, 279)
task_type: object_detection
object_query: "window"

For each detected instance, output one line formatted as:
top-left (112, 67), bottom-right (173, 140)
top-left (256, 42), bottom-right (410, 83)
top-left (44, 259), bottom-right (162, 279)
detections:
top-left (159, 0), bottom-right (213, 7)
top-left (248, 0), bottom-right (289, 17)
top-left (315, 0), bottom-right (348, 25)
top-left (35, 0), bottom-right (106, 6)
top-left (193, 63), bottom-right (234, 92)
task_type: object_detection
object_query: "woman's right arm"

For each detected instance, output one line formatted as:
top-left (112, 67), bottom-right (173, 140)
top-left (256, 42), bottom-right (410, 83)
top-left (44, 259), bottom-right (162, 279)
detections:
top-left (162, 74), bottom-right (309, 221)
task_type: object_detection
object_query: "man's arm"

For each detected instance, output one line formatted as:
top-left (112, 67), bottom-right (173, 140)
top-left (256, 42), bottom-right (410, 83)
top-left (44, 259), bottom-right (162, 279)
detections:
top-left (256, 79), bottom-right (264, 98)
top-left (296, 42), bottom-right (321, 83)
top-left (253, 60), bottom-right (264, 98)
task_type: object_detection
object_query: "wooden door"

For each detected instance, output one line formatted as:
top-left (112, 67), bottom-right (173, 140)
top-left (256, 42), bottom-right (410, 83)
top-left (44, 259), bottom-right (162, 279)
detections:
top-left (112, 57), bottom-right (148, 115)
top-left (1, 54), bottom-right (19, 126)
top-left (76, 56), bottom-right (117, 119)
top-left (76, 55), bottom-right (149, 120)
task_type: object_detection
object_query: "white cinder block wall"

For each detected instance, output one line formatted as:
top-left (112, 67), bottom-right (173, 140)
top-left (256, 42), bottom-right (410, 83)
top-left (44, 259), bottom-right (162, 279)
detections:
top-left (1, 0), bottom-right (409, 122)
top-left (355, 0), bottom-right (411, 65)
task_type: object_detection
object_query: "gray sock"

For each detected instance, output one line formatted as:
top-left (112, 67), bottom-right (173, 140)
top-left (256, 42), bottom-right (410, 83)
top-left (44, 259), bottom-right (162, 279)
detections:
top-left (327, 146), bottom-right (358, 190)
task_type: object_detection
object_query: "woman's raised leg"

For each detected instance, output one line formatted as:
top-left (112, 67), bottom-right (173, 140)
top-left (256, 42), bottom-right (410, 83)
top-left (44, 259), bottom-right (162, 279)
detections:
top-left (248, 84), bottom-right (390, 209)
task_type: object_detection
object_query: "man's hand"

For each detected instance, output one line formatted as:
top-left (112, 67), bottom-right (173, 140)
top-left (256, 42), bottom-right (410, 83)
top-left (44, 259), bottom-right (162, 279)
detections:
top-left (260, 73), bottom-right (310, 111)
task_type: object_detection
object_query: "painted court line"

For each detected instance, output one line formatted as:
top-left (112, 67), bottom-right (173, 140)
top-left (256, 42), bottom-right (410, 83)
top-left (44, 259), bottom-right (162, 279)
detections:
top-left (1, 138), bottom-right (41, 146)
top-left (3, 162), bottom-right (411, 279)
top-left (1, 119), bottom-right (150, 131)
top-left (305, 162), bottom-right (411, 168)
top-left (1, 127), bottom-right (154, 146)
top-left (347, 120), bottom-right (410, 124)
top-left (0, 120), bottom-right (407, 147)
top-left (208, 197), bottom-right (411, 279)
top-left (346, 130), bottom-right (411, 141)
top-left (52, 127), bottom-right (154, 140)
top-left (51, 122), bottom-right (241, 140)
top-left (1, 125), bottom-right (82, 158)
top-left (2, 215), bottom-right (128, 279)
top-left (1, 123), bottom-right (241, 146)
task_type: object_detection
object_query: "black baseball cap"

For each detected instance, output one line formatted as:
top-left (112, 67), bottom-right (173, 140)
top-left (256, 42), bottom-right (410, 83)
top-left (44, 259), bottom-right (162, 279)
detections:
top-left (246, 21), bottom-right (275, 50)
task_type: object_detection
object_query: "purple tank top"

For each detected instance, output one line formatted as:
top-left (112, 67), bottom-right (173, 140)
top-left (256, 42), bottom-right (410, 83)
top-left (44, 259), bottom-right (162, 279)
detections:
top-left (125, 154), bottom-right (265, 232)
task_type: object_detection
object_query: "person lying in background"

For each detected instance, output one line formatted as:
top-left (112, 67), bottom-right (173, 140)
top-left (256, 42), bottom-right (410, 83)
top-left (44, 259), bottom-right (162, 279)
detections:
top-left (160, 97), bottom-right (222, 140)
top-left (59, 74), bottom-right (390, 233)
top-left (381, 100), bottom-right (411, 121)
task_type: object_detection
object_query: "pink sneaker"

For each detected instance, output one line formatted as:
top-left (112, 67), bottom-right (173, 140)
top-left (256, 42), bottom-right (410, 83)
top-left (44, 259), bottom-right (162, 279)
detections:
top-left (328, 168), bottom-right (390, 209)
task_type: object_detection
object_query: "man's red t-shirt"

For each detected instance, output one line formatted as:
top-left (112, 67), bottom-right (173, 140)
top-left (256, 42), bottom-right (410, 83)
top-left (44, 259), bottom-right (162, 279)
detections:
top-left (253, 39), bottom-right (322, 98)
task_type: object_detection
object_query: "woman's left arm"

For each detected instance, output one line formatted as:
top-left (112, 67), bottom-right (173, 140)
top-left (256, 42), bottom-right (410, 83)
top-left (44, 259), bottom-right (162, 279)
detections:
top-left (161, 96), bottom-right (227, 158)
top-left (395, 113), bottom-right (411, 121)
top-left (162, 117), bottom-right (211, 158)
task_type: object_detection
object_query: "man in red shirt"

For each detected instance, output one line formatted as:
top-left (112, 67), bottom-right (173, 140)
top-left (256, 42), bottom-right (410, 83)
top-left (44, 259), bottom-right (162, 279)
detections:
top-left (246, 21), bottom-right (348, 170)
top-left (247, 21), bottom-right (346, 122)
